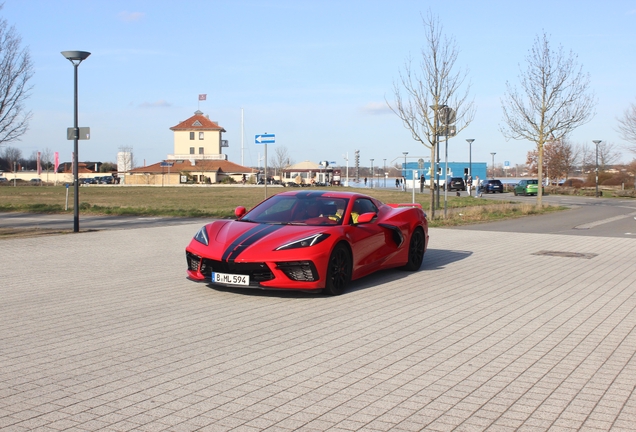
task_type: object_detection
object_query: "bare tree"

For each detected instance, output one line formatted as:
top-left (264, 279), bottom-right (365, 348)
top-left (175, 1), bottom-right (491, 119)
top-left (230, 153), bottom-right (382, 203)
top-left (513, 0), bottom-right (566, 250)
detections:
top-left (501, 32), bottom-right (596, 205)
top-left (579, 141), bottom-right (620, 172)
top-left (617, 99), bottom-right (636, 153)
top-left (40, 147), bottom-right (53, 171)
top-left (0, 144), bottom-right (20, 169)
top-left (387, 11), bottom-right (474, 219)
top-left (0, 7), bottom-right (33, 145)
top-left (269, 145), bottom-right (292, 177)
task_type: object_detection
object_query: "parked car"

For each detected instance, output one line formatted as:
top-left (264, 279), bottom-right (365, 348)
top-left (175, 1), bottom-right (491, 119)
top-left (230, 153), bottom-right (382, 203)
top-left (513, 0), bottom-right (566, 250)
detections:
top-left (446, 177), bottom-right (466, 191)
top-left (514, 179), bottom-right (542, 196)
top-left (185, 190), bottom-right (429, 296)
top-left (0, 177), bottom-right (8, 183)
top-left (30, 178), bottom-right (42, 184)
top-left (480, 179), bottom-right (504, 193)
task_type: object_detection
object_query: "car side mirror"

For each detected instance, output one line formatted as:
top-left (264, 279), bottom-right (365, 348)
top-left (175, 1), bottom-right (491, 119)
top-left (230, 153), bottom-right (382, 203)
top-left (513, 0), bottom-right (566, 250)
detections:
top-left (356, 212), bottom-right (376, 224)
top-left (235, 206), bottom-right (246, 218)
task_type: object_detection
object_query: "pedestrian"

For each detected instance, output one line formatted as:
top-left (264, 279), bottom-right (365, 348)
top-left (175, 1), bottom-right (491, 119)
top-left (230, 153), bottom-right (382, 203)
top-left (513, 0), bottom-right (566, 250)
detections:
top-left (364, 177), bottom-right (367, 186)
top-left (466, 175), bottom-right (472, 196)
top-left (475, 175), bottom-right (480, 197)
top-left (395, 178), bottom-right (399, 188)
top-left (420, 174), bottom-right (425, 192)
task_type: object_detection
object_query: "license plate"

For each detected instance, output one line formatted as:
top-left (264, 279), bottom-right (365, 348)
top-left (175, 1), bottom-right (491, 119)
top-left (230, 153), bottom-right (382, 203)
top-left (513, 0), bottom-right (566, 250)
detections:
top-left (211, 272), bottom-right (249, 286)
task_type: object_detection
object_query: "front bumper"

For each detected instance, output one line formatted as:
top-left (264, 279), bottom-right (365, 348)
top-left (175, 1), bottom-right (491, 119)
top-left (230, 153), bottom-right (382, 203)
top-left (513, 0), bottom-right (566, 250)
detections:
top-left (186, 251), bottom-right (323, 290)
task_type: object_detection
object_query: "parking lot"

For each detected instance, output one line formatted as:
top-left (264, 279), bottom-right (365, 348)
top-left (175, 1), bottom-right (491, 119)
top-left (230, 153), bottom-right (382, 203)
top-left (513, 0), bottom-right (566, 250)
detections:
top-left (2, 223), bottom-right (636, 431)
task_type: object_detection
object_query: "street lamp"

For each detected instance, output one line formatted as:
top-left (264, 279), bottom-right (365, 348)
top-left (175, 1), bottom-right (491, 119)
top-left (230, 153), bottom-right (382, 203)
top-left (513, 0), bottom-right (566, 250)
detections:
top-left (490, 152), bottom-right (496, 178)
top-left (402, 152), bottom-right (408, 190)
top-left (383, 158), bottom-right (386, 188)
top-left (466, 139), bottom-right (474, 179)
top-left (593, 140), bottom-right (602, 197)
top-left (61, 50), bottom-right (91, 233)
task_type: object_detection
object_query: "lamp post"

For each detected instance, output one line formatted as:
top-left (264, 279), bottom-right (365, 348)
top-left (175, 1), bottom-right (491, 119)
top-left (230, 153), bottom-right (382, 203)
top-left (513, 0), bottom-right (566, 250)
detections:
top-left (466, 139), bottom-right (474, 179)
top-left (490, 152), bottom-right (496, 178)
top-left (370, 159), bottom-right (374, 188)
top-left (61, 50), bottom-right (91, 233)
top-left (593, 140), bottom-right (602, 197)
top-left (383, 158), bottom-right (386, 188)
top-left (402, 152), bottom-right (408, 191)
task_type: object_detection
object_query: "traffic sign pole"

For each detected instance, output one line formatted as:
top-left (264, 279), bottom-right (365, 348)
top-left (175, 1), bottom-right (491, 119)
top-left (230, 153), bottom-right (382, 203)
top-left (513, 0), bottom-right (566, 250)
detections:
top-left (255, 134), bottom-right (275, 198)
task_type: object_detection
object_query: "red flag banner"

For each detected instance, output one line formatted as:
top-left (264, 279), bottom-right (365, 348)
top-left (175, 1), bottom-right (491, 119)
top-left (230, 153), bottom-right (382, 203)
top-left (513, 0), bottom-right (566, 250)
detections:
top-left (54, 152), bottom-right (59, 172)
top-left (198, 94), bottom-right (207, 101)
top-left (37, 151), bottom-right (41, 175)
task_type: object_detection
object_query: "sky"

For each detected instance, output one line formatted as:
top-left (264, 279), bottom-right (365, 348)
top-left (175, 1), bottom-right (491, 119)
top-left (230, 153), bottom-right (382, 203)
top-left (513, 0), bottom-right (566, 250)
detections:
top-left (3, 0), bottom-right (636, 171)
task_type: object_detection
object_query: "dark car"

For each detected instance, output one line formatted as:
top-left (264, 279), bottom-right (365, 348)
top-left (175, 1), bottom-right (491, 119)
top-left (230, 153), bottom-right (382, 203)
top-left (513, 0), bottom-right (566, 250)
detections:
top-left (446, 177), bottom-right (466, 191)
top-left (481, 179), bottom-right (504, 193)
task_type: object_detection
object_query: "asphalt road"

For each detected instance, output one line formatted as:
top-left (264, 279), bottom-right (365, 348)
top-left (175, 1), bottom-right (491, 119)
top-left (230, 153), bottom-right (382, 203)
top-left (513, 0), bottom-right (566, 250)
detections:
top-left (0, 212), bottom-right (209, 232)
top-left (451, 192), bottom-right (636, 238)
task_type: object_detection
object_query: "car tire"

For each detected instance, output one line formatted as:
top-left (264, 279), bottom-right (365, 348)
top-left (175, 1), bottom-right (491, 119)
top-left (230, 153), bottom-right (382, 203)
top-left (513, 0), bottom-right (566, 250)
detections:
top-left (513, 190), bottom-right (518, 196)
top-left (323, 244), bottom-right (352, 296)
top-left (402, 228), bottom-right (425, 271)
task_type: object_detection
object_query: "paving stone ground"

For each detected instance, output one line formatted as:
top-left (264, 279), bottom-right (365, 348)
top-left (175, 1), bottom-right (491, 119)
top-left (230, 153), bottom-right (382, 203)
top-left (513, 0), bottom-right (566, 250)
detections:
top-left (1, 224), bottom-right (635, 431)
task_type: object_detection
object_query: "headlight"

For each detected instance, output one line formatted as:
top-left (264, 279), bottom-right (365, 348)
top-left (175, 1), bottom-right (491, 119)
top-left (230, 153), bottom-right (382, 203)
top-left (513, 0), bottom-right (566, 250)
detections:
top-left (275, 233), bottom-right (330, 251)
top-left (193, 226), bottom-right (209, 245)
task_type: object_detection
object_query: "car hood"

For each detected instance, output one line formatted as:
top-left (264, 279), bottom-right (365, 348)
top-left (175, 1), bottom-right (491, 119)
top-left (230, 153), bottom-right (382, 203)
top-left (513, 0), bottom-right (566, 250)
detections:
top-left (203, 220), bottom-right (332, 261)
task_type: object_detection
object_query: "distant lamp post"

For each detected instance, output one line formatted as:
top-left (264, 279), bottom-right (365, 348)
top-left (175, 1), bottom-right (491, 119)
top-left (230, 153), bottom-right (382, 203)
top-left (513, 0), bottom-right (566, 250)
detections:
top-left (402, 152), bottom-right (408, 189)
top-left (466, 139), bottom-right (474, 178)
top-left (370, 159), bottom-right (374, 188)
top-left (593, 140), bottom-right (602, 197)
top-left (490, 152), bottom-right (496, 178)
top-left (383, 158), bottom-right (386, 188)
top-left (61, 50), bottom-right (91, 233)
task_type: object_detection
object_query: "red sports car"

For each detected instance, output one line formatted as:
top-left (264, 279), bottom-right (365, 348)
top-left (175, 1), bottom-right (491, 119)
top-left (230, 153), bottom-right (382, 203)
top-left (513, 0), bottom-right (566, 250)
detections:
top-left (186, 190), bottom-right (428, 295)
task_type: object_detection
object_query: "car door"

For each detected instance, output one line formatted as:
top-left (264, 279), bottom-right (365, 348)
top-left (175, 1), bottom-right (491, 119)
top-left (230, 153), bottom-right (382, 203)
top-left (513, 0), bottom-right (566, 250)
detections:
top-left (347, 198), bottom-right (394, 276)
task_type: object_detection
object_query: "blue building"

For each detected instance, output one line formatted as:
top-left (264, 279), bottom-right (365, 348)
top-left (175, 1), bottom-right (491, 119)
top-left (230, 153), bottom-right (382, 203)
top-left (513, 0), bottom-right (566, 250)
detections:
top-left (402, 161), bottom-right (487, 183)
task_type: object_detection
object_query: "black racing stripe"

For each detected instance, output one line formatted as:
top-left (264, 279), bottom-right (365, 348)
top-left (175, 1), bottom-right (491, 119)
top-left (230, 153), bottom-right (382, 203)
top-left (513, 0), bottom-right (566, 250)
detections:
top-left (222, 224), bottom-right (283, 262)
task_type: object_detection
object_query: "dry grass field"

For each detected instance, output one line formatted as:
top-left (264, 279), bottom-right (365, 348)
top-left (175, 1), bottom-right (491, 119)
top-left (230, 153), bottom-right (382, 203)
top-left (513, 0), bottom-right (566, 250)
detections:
top-left (0, 184), bottom-right (563, 228)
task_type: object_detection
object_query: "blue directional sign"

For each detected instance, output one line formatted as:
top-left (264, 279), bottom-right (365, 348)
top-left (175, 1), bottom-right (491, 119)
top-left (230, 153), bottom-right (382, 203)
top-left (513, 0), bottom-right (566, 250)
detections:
top-left (255, 134), bottom-right (275, 144)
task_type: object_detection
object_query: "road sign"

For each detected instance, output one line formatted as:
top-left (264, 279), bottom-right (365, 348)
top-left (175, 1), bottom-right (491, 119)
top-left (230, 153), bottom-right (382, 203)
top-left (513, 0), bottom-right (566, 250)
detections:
top-left (255, 134), bottom-right (275, 144)
top-left (67, 127), bottom-right (90, 140)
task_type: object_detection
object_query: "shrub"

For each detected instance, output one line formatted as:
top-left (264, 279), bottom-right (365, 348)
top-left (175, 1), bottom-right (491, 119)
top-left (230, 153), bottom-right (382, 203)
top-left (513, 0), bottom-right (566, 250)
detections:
top-left (561, 178), bottom-right (583, 188)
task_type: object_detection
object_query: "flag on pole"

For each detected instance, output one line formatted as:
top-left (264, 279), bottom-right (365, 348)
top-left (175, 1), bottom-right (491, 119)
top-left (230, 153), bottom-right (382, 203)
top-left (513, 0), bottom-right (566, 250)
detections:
top-left (37, 152), bottom-right (41, 175)
top-left (199, 94), bottom-right (207, 101)
top-left (54, 152), bottom-right (59, 172)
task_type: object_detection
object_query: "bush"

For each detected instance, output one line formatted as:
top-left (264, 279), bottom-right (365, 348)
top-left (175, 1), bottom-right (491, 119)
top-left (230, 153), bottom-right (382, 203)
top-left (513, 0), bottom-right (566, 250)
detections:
top-left (561, 178), bottom-right (583, 188)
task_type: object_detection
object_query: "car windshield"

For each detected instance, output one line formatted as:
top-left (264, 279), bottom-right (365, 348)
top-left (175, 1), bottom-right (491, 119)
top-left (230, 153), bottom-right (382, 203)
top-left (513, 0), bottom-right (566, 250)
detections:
top-left (241, 194), bottom-right (349, 226)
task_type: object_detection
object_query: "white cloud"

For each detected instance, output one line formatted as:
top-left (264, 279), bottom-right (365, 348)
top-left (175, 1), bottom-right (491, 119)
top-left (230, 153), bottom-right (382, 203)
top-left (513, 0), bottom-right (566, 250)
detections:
top-left (361, 102), bottom-right (392, 115)
top-left (118, 11), bottom-right (145, 22)
top-left (139, 100), bottom-right (171, 108)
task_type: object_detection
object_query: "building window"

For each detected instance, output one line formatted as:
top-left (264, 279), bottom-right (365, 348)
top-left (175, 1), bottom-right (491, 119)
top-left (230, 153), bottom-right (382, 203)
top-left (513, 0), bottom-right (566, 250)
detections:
top-left (190, 147), bottom-right (195, 155)
top-left (189, 132), bottom-right (195, 140)
top-left (199, 132), bottom-right (204, 140)
top-left (199, 147), bottom-right (204, 155)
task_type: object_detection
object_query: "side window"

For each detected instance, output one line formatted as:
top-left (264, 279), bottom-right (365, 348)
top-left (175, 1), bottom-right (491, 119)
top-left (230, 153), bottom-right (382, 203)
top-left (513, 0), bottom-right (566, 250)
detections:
top-left (351, 199), bottom-right (378, 224)
top-left (189, 132), bottom-right (195, 140)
